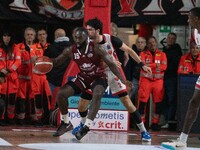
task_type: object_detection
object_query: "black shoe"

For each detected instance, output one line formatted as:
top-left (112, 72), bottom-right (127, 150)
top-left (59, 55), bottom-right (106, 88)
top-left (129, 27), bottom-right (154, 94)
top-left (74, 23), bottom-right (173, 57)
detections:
top-left (53, 121), bottom-right (73, 137)
top-left (74, 125), bottom-right (90, 140)
top-left (151, 123), bottom-right (161, 131)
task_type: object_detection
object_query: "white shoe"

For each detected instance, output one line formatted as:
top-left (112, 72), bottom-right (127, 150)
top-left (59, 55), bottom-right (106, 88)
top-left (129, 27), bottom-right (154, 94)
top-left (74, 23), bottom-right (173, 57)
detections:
top-left (161, 140), bottom-right (187, 150)
top-left (161, 123), bottom-right (169, 129)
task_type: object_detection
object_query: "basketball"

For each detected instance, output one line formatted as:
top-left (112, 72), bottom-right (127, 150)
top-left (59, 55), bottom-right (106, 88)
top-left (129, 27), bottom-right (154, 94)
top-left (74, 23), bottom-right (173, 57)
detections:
top-left (33, 56), bottom-right (53, 74)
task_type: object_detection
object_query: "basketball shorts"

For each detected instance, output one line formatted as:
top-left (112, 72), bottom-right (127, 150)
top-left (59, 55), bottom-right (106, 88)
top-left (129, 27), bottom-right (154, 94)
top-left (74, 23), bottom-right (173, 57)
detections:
top-left (105, 70), bottom-right (127, 96)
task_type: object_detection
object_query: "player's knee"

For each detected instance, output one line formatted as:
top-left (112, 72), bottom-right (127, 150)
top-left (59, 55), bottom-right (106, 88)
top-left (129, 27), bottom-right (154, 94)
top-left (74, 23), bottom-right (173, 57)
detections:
top-left (78, 99), bottom-right (89, 111)
top-left (57, 88), bottom-right (72, 100)
top-left (189, 95), bottom-right (198, 107)
top-left (92, 87), bottom-right (105, 99)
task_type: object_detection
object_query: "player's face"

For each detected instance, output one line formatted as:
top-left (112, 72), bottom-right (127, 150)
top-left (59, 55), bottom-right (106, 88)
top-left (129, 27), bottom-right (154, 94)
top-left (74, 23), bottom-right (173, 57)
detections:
top-left (73, 31), bottom-right (87, 48)
top-left (86, 25), bottom-right (97, 40)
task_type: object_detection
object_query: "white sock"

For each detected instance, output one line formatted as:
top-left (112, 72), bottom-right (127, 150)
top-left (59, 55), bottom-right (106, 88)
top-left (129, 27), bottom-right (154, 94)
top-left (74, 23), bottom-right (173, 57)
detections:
top-left (61, 113), bottom-right (69, 124)
top-left (84, 118), bottom-right (93, 127)
top-left (137, 122), bottom-right (147, 132)
top-left (179, 132), bottom-right (188, 144)
top-left (82, 117), bottom-right (87, 124)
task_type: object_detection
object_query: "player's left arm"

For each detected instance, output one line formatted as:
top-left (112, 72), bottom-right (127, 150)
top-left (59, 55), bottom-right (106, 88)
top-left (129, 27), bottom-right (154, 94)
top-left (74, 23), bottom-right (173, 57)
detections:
top-left (120, 43), bottom-right (152, 74)
top-left (52, 46), bottom-right (72, 67)
top-left (95, 44), bottom-right (126, 84)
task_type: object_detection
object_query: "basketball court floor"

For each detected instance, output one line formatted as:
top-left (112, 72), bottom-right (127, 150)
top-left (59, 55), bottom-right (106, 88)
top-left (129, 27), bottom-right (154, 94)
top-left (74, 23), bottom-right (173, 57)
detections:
top-left (0, 125), bottom-right (199, 150)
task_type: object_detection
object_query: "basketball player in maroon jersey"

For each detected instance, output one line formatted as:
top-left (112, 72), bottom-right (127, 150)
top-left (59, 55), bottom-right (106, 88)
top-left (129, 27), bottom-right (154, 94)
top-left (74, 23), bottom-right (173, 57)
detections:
top-left (52, 27), bottom-right (125, 137)
top-left (73, 18), bottom-right (151, 141)
top-left (162, 7), bottom-right (200, 149)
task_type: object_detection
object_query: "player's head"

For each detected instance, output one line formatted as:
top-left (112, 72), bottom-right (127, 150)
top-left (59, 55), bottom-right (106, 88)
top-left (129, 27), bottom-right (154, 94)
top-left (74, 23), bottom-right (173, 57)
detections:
top-left (188, 7), bottom-right (200, 28)
top-left (85, 17), bottom-right (103, 39)
top-left (72, 27), bottom-right (88, 49)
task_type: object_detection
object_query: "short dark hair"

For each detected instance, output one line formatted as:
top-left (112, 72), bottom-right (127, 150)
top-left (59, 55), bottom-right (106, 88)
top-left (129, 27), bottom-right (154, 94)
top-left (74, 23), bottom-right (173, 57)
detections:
top-left (73, 27), bottom-right (88, 36)
top-left (190, 7), bottom-right (200, 18)
top-left (168, 32), bottom-right (177, 38)
top-left (147, 36), bottom-right (157, 42)
top-left (85, 17), bottom-right (103, 34)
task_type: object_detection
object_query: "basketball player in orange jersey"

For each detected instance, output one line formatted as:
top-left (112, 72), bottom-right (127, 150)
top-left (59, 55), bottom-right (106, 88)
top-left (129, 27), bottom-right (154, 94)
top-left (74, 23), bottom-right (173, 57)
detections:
top-left (52, 27), bottom-right (126, 137)
top-left (162, 7), bottom-right (200, 149)
top-left (73, 18), bottom-right (151, 141)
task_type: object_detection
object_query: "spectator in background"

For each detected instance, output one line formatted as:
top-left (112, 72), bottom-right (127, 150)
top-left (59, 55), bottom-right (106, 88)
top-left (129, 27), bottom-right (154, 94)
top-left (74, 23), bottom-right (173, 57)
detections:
top-left (162, 32), bottom-right (182, 130)
top-left (30, 28), bottom-right (52, 126)
top-left (16, 27), bottom-right (37, 125)
top-left (0, 31), bottom-right (21, 125)
top-left (138, 36), bottom-right (167, 131)
top-left (44, 28), bottom-right (71, 111)
top-left (178, 42), bottom-right (200, 74)
top-left (125, 37), bottom-right (147, 128)
top-left (110, 22), bottom-right (129, 70)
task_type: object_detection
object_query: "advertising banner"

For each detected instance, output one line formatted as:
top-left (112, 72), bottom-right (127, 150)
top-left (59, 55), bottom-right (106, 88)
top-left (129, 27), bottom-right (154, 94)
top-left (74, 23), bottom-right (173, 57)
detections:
top-left (0, 0), bottom-right (196, 26)
top-left (68, 109), bottom-right (129, 131)
top-left (68, 86), bottom-right (126, 110)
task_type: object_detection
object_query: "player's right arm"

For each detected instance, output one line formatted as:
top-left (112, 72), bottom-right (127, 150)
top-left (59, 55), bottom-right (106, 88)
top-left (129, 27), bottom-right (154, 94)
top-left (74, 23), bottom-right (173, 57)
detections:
top-left (52, 46), bottom-right (72, 67)
top-left (95, 44), bottom-right (126, 84)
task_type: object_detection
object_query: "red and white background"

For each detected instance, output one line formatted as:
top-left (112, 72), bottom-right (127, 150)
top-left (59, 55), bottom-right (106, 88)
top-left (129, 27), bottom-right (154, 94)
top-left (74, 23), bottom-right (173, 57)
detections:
top-left (0, 0), bottom-right (197, 26)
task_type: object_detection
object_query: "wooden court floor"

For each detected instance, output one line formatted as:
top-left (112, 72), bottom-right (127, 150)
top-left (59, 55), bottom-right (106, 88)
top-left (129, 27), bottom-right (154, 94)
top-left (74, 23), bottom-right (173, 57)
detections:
top-left (0, 125), bottom-right (200, 150)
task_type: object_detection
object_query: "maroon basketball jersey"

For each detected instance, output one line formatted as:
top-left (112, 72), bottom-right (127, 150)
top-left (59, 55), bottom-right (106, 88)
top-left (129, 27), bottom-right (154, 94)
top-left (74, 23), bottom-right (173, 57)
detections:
top-left (72, 41), bottom-right (105, 81)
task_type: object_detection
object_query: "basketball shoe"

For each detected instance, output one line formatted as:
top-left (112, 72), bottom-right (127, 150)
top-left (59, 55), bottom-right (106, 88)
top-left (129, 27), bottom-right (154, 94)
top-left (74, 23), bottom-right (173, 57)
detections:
top-left (141, 131), bottom-right (151, 142)
top-left (53, 121), bottom-right (73, 137)
top-left (74, 125), bottom-right (90, 140)
top-left (161, 139), bottom-right (187, 150)
top-left (72, 122), bottom-right (84, 135)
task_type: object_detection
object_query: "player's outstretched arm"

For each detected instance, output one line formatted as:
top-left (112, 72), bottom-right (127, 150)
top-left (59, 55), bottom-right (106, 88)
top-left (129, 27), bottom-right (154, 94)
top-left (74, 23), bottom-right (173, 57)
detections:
top-left (52, 46), bottom-right (72, 67)
top-left (95, 44), bottom-right (125, 84)
top-left (120, 43), bottom-right (152, 74)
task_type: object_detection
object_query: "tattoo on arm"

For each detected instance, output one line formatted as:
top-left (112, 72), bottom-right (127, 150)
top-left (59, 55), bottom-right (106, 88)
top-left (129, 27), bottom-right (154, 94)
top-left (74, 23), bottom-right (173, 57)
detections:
top-left (95, 44), bottom-right (125, 83)
top-left (53, 46), bottom-right (72, 67)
